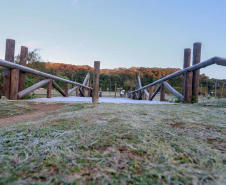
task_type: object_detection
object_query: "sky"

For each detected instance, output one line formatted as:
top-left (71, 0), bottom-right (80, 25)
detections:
top-left (0, 0), bottom-right (225, 79)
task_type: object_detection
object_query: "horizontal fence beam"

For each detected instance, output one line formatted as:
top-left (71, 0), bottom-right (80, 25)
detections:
top-left (129, 57), bottom-right (226, 93)
top-left (0, 59), bottom-right (92, 90)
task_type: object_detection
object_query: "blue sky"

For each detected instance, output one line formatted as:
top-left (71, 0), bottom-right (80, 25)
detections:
top-left (0, 0), bottom-right (225, 79)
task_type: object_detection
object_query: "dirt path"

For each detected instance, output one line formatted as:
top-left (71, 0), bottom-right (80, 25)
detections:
top-left (0, 104), bottom-right (63, 127)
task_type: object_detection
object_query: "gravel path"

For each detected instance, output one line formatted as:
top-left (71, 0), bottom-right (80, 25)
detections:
top-left (32, 97), bottom-right (176, 104)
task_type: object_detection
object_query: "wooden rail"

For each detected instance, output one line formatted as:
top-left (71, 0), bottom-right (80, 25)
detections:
top-left (129, 42), bottom-right (226, 103)
top-left (0, 39), bottom-right (101, 102)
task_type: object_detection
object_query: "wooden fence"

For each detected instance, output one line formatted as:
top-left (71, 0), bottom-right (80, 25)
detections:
top-left (128, 42), bottom-right (226, 103)
top-left (0, 39), bottom-right (101, 102)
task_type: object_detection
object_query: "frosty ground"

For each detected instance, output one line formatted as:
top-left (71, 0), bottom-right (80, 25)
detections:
top-left (0, 99), bottom-right (225, 184)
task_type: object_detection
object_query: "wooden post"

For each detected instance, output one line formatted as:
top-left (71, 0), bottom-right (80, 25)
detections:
top-left (92, 61), bottom-right (100, 103)
top-left (65, 82), bottom-right (69, 97)
top-left (47, 79), bottom-right (52, 98)
top-left (149, 86), bottom-right (154, 100)
top-left (18, 46), bottom-right (28, 92)
top-left (3, 39), bottom-right (15, 99)
top-left (160, 81), bottom-right (165, 101)
top-left (192, 42), bottom-right (202, 103)
top-left (76, 86), bottom-right (79, 96)
top-left (183, 48), bottom-right (193, 103)
top-left (10, 69), bottom-right (19, 100)
top-left (142, 90), bottom-right (146, 100)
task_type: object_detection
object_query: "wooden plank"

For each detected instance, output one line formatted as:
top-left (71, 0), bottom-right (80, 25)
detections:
top-left (160, 81), bottom-right (165, 101)
top-left (18, 46), bottom-right (28, 92)
top-left (149, 86), bottom-right (154, 100)
top-left (10, 69), bottom-right (19, 100)
top-left (52, 81), bottom-right (67, 97)
top-left (163, 81), bottom-right (184, 101)
top-left (192, 42), bottom-right (202, 103)
top-left (92, 61), bottom-right (100, 103)
top-left (150, 84), bottom-right (161, 101)
top-left (18, 79), bottom-right (51, 99)
top-left (3, 39), bottom-right (15, 99)
top-left (65, 82), bottom-right (69, 97)
top-left (68, 86), bottom-right (78, 95)
top-left (47, 79), bottom-right (52, 98)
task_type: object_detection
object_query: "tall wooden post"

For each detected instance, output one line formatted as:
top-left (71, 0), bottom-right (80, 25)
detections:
top-left (160, 81), bottom-right (165, 101)
top-left (47, 79), bottom-right (52, 98)
top-left (149, 86), bottom-right (154, 100)
top-left (3, 39), bottom-right (15, 99)
top-left (183, 48), bottom-right (193, 103)
top-left (65, 82), bottom-right (69, 97)
top-left (92, 61), bottom-right (100, 103)
top-left (18, 46), bottom-right (28, 92)
top-left (192, 42), bottom-right (202, 103)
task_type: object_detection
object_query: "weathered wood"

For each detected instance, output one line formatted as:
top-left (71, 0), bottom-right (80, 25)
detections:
top-left (150, 84), bottom-right (161, 101)
top-left (10, 69), bottom-right (19, 100)
top-left (149, 86), bottom-right (154, 100)
top-left (192, 42), bottom-right (202, 103)
top-left (163, 81), bottom-right (184, 101)
top-left (183, 48), bottom-right (193, 103)
top-left (52, 81), bottom-right (67, 97)
top-left (68, 86), bottom-right (78, 95)
top-left (137, 75), bottom-right (149, 99)
top-left (47, 79), bottom-right (52, 98)
top-left (127, 56), bottom-right (226, 94)
top-left (18, 79), bottom-right (51, 99)
top-left (99, 91), bottom-right (102, 97)
top-left (18, 46), bottom-right (28, 92)
top-left (3, 39), bottom-right (15, 99)
top-left (160, 82), bottom-right (165, 101)
top-left (135, 92), bottom-right (139, 100)
top-left (0, 59), bottom-right (92, 90)
top-left (79, 87), bottom-right (85, 97)
top-left (92, 61), bottom-right (100, 103)
top-left (76, 86), bottom-right (79, 96)
top-left (142, 90), bottom-right (146, 100)
top-left (65, 82), bottom-right (69, 97)
top-left (80, 72), bottom-right (90, 97)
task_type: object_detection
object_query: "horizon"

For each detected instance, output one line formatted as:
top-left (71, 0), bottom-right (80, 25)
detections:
top-left (0, 0), bottom-right (225, 79)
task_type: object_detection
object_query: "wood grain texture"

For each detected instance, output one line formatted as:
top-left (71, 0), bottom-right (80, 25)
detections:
top-left (192, 42), bottom-right (202, 103)
top-left (3, 39), bottom-right (15, 99)
top-left (18, 46), bottom-right (28, 92)
top-left (92, 61), bottom-right (100, 103)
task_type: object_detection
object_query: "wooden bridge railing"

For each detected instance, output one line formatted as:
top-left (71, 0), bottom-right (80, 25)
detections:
top-left (0, 39), bottom-right (101, 102)
top-left (128, 42), bottom-right (226, 103)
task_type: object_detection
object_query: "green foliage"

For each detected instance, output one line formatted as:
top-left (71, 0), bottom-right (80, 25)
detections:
top-left (55, 75), bottom-right (70, 89)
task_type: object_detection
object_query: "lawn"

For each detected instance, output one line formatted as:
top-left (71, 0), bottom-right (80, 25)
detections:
top-left (0, 99), bottom-right (225, 184)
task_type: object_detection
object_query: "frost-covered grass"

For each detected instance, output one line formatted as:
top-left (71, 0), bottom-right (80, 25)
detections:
top-left (0, 99), bottom-right (226, 184)
top-left (0, 100), bottom-right (33, 117)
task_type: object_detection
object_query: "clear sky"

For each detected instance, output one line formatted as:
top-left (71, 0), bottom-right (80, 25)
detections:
top-left (0, 0), bottom-right (225, 79)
